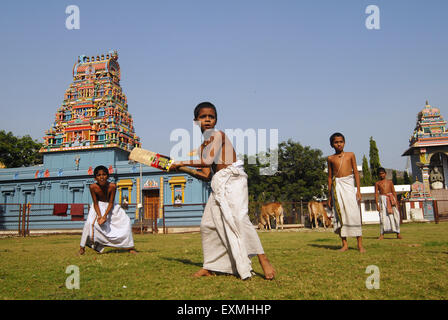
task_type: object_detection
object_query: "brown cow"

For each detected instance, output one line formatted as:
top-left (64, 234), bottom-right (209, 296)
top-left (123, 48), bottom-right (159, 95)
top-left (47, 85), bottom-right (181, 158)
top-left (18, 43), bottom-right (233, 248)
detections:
top-left (258, 202), bottom-right (284, 230)
top-left (307, 201), bottom-right (332, 230)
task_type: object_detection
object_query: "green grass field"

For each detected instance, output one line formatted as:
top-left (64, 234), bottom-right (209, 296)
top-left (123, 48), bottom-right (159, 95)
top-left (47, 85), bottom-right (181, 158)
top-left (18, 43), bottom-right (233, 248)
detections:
top-left (0, 222), bottom-right (447, 300)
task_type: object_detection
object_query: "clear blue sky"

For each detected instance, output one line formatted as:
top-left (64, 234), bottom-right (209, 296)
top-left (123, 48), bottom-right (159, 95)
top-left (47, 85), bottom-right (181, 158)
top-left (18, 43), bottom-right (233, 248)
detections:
top-left (1, 0), bottom-right (447, 170)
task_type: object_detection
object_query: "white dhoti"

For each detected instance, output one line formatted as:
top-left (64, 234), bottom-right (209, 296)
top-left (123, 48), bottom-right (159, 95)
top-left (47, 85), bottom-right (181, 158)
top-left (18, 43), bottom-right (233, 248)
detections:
top-left (201, 160), bottom-right (264, 280)
top-left (332, 174), bottom-right (362, 237)
top-left (379, 194), bottom-right (400, 234)
top-left (80, 201), bottom-right (134, 252)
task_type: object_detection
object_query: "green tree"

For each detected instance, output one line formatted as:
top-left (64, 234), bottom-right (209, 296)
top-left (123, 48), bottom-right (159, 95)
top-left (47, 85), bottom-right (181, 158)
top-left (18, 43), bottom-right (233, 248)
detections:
top-left (244, 139), bottom-right (327, 203)
top-left (392, 170), bottom-right (398, 185)
top-left (0, 130), bottom-right (43, 168)
top-left (369, 136), bottom-right (381, 182)
top-left (403, 171), bottom-right (411, 185)
top-left (361, 155), bottom-right (372, 186)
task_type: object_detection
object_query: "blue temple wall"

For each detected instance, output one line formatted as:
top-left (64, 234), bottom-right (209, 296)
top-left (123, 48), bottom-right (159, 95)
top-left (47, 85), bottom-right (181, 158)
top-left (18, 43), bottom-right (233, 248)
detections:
top-left (0, 148), bottom-right (210, 231)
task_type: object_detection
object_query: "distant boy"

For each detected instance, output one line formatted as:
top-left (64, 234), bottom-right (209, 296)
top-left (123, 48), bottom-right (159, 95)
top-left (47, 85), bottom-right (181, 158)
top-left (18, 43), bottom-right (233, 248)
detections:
top-left (79, 165), bottom-right (137, 254)
top-left (170, 102), bottom-right (275, 280)
top-left (327, 133), bottom-right (365, 253)
top-left (375, 167), bottom-right (402, 240)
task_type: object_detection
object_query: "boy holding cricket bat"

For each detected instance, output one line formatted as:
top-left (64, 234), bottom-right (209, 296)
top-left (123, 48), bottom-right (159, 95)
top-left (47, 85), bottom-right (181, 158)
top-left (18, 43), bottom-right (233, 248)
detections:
top-left (170, 102), bottom-right (275, 280)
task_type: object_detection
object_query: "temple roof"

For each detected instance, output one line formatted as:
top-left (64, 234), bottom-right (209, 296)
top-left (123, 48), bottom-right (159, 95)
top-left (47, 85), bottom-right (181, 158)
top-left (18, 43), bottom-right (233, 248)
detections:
top-left (402, 101), bottom-right (448, 156)
top-left (40, 51), bottom-right (141, 154)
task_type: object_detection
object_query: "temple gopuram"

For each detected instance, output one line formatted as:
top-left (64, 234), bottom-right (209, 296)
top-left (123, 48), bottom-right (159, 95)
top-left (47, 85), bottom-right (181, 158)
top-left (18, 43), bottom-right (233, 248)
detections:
top-left (402, 101), bottom-right (448, 221)
top-left (41, 51), bottom-right (141, 154)
top-left (0, 51), bottom-right (209, 233)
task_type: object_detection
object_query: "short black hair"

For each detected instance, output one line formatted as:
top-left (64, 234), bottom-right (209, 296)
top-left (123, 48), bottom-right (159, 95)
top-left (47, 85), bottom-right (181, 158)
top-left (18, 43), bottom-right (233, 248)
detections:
top-left (377, 167), bottom-right (386, 174)
top-left (94, 165), bottom-right (109, 177)
top-left (329, 132), bottom-right (345, 145)
top-left (194, 102), bottom-right (217, 120)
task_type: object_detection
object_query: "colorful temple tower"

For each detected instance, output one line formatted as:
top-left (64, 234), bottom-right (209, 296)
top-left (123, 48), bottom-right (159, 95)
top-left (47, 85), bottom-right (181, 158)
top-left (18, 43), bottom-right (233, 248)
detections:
top-left (41, 50), bottom-right (141, 154)
top-left (402, 101), bottom-right (448, 220)
top-left (403, 101), bottom-right (448, 191)
top-left (0, 51), bottom-right (209, 233)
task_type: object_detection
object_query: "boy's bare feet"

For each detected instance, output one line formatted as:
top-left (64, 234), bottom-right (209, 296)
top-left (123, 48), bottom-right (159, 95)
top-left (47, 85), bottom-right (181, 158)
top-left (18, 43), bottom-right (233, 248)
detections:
top-left (339, 238), bottom-right (349, 252)
top-left (129, 248), bottom-right (138, 254)
top-left (257, 254), bottom-right (275, 280)
top-left (397, 234), bottom-right (402, 239)
top-left (79, 247), bottom-right (85, 255)
top-left (378, 235), bottom-right (384, 240)
top-left (193, 268), bottom-right (214, 277)
top-left (356, 237), bottom-right (364, 253)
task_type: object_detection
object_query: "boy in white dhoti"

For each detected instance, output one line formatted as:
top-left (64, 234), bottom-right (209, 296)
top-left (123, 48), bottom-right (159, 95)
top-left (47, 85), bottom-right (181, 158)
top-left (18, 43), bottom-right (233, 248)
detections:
top-left (327, 133), bottom-right (365, 253)
top-left (79, 165), bottom-right (137, 255)
top-left (375, 167), bottom-right (402, 240)
top-left (170, 102), bottom-right (275, 280)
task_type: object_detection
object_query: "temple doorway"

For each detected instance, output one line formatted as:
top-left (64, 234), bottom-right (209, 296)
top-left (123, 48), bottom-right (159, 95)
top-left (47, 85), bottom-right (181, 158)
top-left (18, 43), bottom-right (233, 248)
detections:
top-left (143, 189), bottom-right (160, 220)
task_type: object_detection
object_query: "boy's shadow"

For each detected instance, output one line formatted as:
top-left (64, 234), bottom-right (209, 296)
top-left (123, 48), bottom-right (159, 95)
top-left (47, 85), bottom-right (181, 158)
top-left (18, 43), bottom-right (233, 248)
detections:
top-left (102, 248), bottom-right (157, 254)
top-left (161, 257), bottom-right (266, 279)
top-left (161, 257), bottom-right (202, 268)
top-left (308, 244), bottom-right (346, 251)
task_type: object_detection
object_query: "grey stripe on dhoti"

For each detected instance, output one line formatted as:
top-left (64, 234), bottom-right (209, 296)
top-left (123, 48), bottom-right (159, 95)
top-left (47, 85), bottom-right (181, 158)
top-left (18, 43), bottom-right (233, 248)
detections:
top-left (201, 160), bottom-right (264, 280)
top-left (332, 174), bottom-right (362, 237)
top-left (80, 201), bottom-right (134, 252)
top-left (379, 194), bottom-right (400, 234)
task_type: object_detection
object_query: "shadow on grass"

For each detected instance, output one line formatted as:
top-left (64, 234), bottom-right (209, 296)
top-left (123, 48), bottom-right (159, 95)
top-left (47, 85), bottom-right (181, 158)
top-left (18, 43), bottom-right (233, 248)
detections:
top-left (102, 248), bottom-right (157, 254)
top-left (313, 238), bottom-right (332, 242)
top-left (161, 257), bottom-right (203, 268)
top-left (308, 244), bottom-right (348, 251)
top-left (250, 270), bottom-right (269, 280)
top-left (160, 257), bottom-right (268, 280)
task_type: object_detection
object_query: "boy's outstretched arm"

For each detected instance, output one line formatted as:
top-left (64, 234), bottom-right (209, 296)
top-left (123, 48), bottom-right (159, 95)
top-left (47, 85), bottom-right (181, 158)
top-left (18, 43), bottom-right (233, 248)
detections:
top-left (181, 167), bottom-right (212, 182)
top-left (171, 130), bottom-right (223, 169)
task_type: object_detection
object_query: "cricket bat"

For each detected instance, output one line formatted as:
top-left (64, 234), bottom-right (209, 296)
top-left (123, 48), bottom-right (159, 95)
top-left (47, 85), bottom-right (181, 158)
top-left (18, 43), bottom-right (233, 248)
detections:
top-left (129, 147), bottom-right (197, 176)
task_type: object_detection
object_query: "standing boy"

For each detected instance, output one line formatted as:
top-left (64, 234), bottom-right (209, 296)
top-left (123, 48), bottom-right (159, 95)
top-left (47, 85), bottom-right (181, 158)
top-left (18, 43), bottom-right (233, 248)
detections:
top-left (327, 133), bottom-right (365, 253)
top-left (375, 167), bottom-right (402, 240)
top-left (79, 165), bottom-right (136, 254)
top-left (170, 102), bottom-right (275, 280)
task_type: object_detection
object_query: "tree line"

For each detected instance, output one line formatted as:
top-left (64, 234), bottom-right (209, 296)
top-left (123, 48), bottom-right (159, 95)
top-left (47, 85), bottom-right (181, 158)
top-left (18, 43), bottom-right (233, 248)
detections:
top-left (360, 136), bottom-right (412, 186)
top-left (0, 130), bottom-right (412, 203)
top-left (0, 130), bottom-right (43, 168)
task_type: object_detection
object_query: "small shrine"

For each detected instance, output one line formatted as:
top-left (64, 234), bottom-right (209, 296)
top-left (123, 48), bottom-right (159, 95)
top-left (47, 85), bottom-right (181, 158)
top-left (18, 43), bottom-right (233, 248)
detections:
top-left (41, 50), bottom-right (141, 154)
top-left (402, 101), bottom-right (448, 194)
